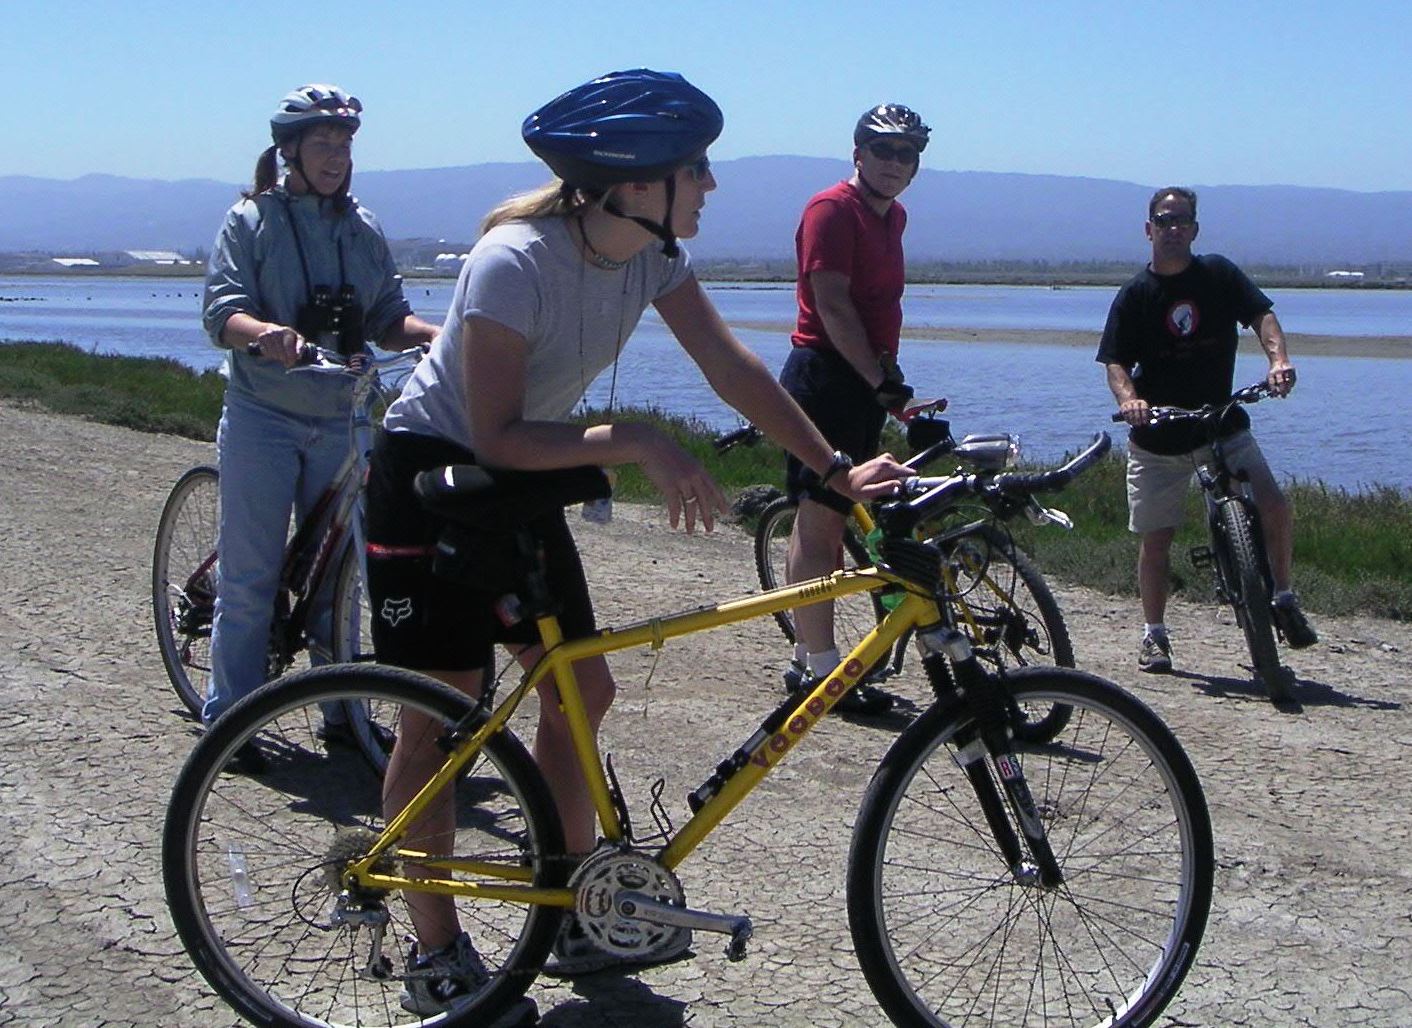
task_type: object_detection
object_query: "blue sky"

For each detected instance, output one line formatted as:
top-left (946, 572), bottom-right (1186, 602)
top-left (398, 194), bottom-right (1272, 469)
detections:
top-left (5, 0), bottom-right (1408, 192)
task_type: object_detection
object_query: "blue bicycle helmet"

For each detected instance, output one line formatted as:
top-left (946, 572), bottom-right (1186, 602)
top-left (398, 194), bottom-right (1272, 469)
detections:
top-left (522, 69), bottom-right (723, 189)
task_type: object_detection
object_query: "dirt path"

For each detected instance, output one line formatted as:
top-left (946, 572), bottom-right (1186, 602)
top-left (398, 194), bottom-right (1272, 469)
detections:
top-left (0, 399), bottom-right (1408, 1026)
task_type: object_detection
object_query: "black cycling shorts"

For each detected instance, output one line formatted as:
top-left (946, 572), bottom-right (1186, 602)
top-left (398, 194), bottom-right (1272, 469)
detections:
top-left (780, 346), bottom-right (886, 515)
top-left (363, 429), bottom-right (596, 672)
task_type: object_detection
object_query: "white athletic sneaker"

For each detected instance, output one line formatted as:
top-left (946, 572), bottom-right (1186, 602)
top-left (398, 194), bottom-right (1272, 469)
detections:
top-left (400, 931), bottom-right (538, 1023)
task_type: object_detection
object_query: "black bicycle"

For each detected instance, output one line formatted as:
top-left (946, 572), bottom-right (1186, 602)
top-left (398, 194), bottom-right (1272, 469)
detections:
top-left (1115, 381), bottom-right (1295, 701)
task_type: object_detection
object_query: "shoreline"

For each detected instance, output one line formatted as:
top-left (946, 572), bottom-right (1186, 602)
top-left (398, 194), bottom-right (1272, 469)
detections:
top-left (729, 320), bottom-right (1412, 360)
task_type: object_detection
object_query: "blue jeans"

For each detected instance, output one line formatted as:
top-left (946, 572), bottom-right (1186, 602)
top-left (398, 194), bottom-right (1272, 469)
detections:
top-left (203, 392), bottom-right (348, 724)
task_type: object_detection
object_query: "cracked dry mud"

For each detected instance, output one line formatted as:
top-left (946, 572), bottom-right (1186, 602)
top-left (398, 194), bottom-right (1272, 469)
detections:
top-left (0, 398), bottom-right (1408, 1026)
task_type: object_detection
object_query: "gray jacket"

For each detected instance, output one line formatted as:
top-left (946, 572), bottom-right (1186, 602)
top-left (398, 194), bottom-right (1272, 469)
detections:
top-left (202, 183), bottom-right (413, 418)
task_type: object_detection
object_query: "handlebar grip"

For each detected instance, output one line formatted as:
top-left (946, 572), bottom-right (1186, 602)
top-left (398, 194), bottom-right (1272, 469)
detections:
top-left (1109, 411), bottom-right (1124, 423)
top-left (246, 340), bottom-right (317, 365)
top-left (713, 424), bottom-right (762, 453)
top-left (992, 432), bottom-right (1111, 496)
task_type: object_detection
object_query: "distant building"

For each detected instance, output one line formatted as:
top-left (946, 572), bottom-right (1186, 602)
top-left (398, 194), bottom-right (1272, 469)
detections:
top-left (53, 257), bottom-right (101, 267)
top-left (125, 249), bottom-right (195, 265)
top-left (1325, 269), bottom-right (1365, 279)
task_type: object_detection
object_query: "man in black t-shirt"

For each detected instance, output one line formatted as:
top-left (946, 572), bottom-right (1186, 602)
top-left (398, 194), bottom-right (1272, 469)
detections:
top-left (1097, 186), bottom-right (1316, 673)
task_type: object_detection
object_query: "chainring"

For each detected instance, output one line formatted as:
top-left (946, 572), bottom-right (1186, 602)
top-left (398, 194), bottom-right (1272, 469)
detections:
top-left (567, 847), bottom-right (687, 959)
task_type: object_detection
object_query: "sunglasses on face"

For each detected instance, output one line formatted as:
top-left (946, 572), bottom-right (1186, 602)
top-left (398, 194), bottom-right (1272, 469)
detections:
top-left (684, 155), bottom-right (711, 182)
top-left (866, 141), bottom-right (919, 164)
top-left (1151, 211), bottom-right (1195, 228)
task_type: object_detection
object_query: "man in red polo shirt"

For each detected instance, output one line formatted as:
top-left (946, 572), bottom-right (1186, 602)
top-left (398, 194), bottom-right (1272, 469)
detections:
top-left (780, 103), bottom-right (929, 714)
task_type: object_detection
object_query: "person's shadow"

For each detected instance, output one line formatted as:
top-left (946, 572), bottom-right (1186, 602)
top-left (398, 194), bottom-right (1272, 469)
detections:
top-left (537, 969), bottom-right (689, 1026)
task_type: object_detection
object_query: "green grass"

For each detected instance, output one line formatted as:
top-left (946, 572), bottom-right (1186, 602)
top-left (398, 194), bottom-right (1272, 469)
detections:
top-left (0, 340), bottom-right (225, 440)
top-left (3, 340), bottom-right (1407, 620)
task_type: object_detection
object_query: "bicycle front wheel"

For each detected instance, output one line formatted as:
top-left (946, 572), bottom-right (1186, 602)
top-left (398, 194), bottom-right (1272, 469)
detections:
top-left (939, 526), bottom-right (1074, 742)
top-left (755, 494), bottom-right (888, 655)
top-left (848, 668), bottom-right (1213, 1028)
top-left (163, 663), bottom-right (565, 1028)
top-left (1217, 499), bottom-right (1286, 700)
top-left (153, 465), bottom-right (220, 716)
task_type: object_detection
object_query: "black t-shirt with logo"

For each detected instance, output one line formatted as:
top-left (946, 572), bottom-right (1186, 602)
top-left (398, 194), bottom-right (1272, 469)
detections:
top-left (1096, 254), bottom-right (1272, 455)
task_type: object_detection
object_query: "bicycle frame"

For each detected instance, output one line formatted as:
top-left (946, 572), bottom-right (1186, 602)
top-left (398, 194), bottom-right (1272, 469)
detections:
top-left (348, 565), bottom-right (940, 903)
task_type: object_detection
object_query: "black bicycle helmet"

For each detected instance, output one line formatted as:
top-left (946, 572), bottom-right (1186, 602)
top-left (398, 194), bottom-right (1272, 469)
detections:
top-left (522, 69), bottom-right (723, 189)
top-left (271, 84), bottom-right (363, 145)
top-left (853, 104), bottom-right (930, 153)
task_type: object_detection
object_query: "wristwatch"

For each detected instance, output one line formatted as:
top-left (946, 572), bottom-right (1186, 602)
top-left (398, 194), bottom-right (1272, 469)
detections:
top-left (819, 450), bottom-right (854, 489)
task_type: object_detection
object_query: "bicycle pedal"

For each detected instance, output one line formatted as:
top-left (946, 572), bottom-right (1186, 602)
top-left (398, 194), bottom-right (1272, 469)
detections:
top-left (1188, 545), bottom-right (1215, 568)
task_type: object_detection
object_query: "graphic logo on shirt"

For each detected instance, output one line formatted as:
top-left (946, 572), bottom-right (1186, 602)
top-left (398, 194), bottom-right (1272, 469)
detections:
top-left (380, 597), bottom-right (414, 628)
top-left (1166, 301), bottom-right (1200, 338)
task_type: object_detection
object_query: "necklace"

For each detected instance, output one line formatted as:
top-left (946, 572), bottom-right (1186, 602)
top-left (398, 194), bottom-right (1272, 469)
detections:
top-left (577, 214), bottom-right (629, 270)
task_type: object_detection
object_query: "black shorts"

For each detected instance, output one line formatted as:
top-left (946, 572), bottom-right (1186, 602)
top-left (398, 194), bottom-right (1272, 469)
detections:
top-left (780, 346), bottom-right (885, 515)
top-left (363, 429), bottom-right (596, 672)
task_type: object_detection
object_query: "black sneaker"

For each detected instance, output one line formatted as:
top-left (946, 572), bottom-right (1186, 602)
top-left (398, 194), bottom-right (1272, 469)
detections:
top-left (317, 718), bottom-right (396, 753)
top-left (1272, 596), bottom-right (1318, 649)
top-left (784, 661), bottom-right (895, 715)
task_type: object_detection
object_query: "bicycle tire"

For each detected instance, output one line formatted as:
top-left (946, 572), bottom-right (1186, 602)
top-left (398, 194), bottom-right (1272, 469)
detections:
top-left (1217, 500), bottom-right (1287, 701)
top-left (938, 526), bottom-right (1074, 742)
top-left (153, 465), bottom-right (220, 717)
top-left (754, 494), bottom-right (889, 661)
top-left (163, 663), bottom-right (565, 1028)
top-left (847, 668), bottom-right (1213, 1028)
top-left (328, 547), bottom-right (400, 773)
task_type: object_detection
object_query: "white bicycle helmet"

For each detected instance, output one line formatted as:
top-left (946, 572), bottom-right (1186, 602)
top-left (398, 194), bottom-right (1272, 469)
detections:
top-left (271, 84), bottom-right (362, 145)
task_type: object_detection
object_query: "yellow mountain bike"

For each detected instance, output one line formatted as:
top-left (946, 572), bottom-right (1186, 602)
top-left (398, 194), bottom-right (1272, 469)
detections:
top-left (163, 432), bottom-right (1214, 1028)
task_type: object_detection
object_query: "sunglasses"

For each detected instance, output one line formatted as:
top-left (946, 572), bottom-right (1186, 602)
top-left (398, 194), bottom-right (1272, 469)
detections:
top-left (1151, 211), bottom-right (1195, 228)
top-left (866, 141), bottom-right (919, 164)
top-left (684, 155), bottom-right (712, 182)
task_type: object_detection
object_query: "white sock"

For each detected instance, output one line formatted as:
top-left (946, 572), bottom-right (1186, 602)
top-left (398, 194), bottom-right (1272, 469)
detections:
top-left (1144, 623), bottom-right (1168, 641)
top-left (806, 648), bottom-right (841, 677)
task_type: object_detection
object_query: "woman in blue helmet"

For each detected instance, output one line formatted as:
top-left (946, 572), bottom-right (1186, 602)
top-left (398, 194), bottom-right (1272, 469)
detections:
top-left (200, 85), bottom-right (437, 751)
top-left (363, 69), bottom-right (907, 1007)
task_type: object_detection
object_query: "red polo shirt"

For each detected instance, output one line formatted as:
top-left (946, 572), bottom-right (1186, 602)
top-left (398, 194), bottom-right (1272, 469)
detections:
top-left (791, 179), bottom-right (906, 358)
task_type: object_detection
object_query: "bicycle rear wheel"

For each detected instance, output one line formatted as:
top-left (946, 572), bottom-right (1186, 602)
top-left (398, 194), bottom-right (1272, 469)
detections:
top-left (329, 548), bottom-right (399, 773)
top-left (153, 465), bottom-right (220, 716)
top-left (754, 495), bottom-right (889, 661)
top-left (848, 668), bottom-right (1213, 1028)
top-left (163, 663), bottom-right (565, 1028)
top-left (939, 526), bottom-right (1074, 742)
top-left (1217, 500), bottom-right (1286, 701)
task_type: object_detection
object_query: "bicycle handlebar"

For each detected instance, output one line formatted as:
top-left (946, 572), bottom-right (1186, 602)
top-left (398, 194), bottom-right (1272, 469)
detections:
top-left (879, 431), bottom-right (1111, 538)
top-left (988, 432), bottom-right (1112, 497)
top-left (1109, 380), bottom-right (1274, 426)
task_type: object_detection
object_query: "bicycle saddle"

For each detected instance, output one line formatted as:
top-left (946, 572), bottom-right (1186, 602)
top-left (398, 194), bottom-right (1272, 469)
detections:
top-left (414, 464), bottom-right (611, 530)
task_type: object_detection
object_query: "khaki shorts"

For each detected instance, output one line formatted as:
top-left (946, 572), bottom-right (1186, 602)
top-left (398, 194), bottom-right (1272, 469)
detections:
top-left (1126, 431), bottom-right (1279, 534)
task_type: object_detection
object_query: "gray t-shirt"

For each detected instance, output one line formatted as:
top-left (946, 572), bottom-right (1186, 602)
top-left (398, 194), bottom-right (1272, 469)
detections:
top-left (385, 217), bottom-right (693, 450)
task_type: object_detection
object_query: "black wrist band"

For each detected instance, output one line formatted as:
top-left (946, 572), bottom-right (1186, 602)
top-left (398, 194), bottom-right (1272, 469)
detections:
top-left (819, 450), bottom-right (853, 488)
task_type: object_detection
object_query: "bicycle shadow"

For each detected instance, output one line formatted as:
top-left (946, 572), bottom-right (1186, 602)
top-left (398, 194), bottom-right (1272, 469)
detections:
top-left (1168, 668), bottom-right (1401, 713)
top-left (538, 968), bottom-right (689, 1026)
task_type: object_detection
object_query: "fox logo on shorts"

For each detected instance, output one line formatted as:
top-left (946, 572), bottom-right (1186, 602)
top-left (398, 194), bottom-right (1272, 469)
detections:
top-left (380, 597), bottom-right (414, 628)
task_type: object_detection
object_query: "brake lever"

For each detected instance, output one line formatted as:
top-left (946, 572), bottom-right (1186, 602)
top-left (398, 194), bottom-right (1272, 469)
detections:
top-left (1025, 497), bottom-right (1074, 530)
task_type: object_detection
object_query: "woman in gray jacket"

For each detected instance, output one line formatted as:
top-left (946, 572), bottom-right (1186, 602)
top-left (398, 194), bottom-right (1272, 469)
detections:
top-left (200, 84), bottom-right (436, 751)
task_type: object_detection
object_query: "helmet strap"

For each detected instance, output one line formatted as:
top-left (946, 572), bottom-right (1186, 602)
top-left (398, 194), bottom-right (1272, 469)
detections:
top-left (602, 176), bottom-right (680, 258)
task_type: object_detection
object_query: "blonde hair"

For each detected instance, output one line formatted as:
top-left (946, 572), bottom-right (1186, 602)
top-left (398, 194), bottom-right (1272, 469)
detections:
top-left (479, 180), bottom-right (609, 236)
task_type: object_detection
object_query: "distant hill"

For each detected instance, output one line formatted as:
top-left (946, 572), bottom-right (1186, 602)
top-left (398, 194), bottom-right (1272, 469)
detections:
top-left (4, 158), bottom-right (1411, 265)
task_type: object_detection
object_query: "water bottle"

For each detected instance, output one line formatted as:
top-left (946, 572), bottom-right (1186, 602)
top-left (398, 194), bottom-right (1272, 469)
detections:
top-left (227, 843), bottom-right (254, 909)
top-left (865, 527), bottom-right (904, 612)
